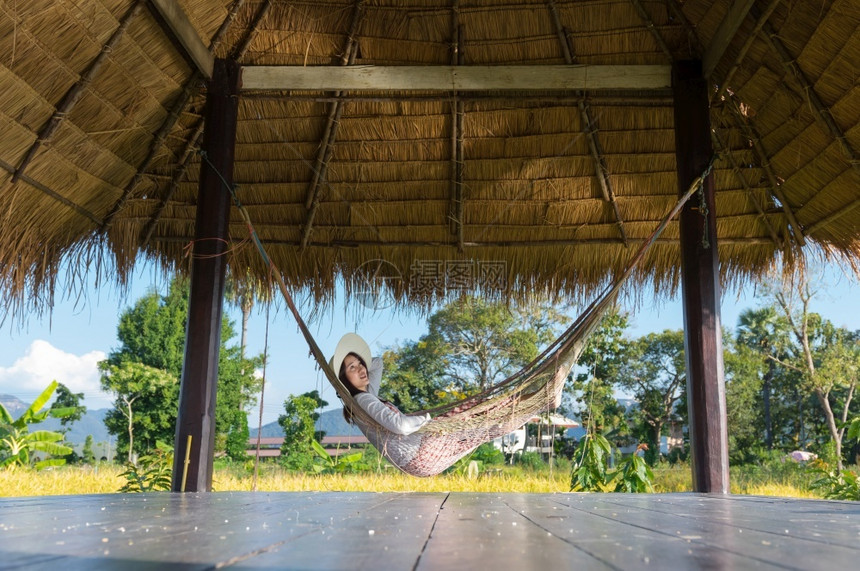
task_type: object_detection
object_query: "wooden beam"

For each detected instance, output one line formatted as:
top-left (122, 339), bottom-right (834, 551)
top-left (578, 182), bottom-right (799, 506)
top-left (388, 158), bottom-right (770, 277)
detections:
top-left (241, 65), bottom-right (671, 91)
top-left (714, 0), bottom-right (782, 100)
top-left (171, 59), bottom-right (240, 493)
top-left (757, 8), bottom-right (860, 177)
top-left (703, 0), bottom-right (756, 78)
top-left (673, 60), bottom-right (729, 494)
top-left (150, 235), bottom-right (775, 248)
top-left (723, 97), bottom-right (806, 246)
top-left (710, 128), bottom-right (782, 248)
top-left (0, 158), bottom-right (102, 226)
top-left (149, 0), bottom-right (215, 78)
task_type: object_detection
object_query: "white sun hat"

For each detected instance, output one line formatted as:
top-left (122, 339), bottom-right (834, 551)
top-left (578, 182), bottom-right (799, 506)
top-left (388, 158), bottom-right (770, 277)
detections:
top-left (329, 332), bottom-right (372, 375)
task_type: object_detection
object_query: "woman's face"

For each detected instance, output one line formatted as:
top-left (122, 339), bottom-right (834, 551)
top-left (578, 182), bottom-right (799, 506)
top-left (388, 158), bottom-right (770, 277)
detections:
top-left (342, 353), bottom-right (369, 392)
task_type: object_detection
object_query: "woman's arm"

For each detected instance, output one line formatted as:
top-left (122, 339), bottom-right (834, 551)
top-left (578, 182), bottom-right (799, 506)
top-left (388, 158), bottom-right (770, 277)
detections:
top-left (355, 392), bottom-right (430, 435)
top-left (367, 357), bottom-right (383, 396)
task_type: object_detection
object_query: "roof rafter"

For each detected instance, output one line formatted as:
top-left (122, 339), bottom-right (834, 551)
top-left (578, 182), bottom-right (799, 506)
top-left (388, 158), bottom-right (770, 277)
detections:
top-left (151, 235), bottom-right (773, 248)
top-left (148, 0), bottom-right (215, 78)
top-left (141, 119), bottom-right (205, 246)
top-left (141, 0), bottom-right (267, 246)
top-left (755, 5), bottom-right (860, 230)
top-left (548, 0), bottom-right (627, 245)
top-left (710, 127), bottom-right (782, 248)
top-left (300, 0), bottom-right (366, 250)
top-left (722, 97), bottom-right (806, 246)
top-left (0, 158), bottom-right (102, 226)
top-left (102, 0), bottom-right (246, 232)
top-left (713, 0), bottom-right (782, 100)
top-left (11, 1), bottom-right (145, 185)
top-left (703, 0), bottom-right (756, 79)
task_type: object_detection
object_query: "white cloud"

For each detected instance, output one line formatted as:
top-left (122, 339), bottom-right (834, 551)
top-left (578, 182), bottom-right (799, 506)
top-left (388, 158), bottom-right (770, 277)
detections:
top-left (0, 340), bottom-right (110, 409)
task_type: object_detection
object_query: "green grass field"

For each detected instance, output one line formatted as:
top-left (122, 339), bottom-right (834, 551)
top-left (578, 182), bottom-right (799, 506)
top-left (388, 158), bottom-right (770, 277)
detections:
top-left (0, 461), bottom-right (822, 498)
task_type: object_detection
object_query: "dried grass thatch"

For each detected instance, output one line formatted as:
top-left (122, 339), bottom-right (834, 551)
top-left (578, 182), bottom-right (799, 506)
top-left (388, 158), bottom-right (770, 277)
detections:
top-left (0, 0), bottom-right (858, 319)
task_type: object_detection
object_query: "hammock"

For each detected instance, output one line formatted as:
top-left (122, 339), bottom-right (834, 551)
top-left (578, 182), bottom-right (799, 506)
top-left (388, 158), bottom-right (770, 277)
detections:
top-left (226, 157), bottom-right (714, 477)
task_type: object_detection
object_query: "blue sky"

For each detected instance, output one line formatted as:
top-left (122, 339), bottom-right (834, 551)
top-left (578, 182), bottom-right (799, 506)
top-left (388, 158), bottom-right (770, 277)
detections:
top-left (1, 259), bottom-right (857, 428)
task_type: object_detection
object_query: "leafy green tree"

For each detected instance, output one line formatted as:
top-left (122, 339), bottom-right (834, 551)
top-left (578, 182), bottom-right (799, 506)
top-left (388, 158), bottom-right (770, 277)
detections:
top-left (380, 341), bottom-right (449, 412)
top-left (735, 306), bottom-right (795, 450)
top-left (100, 278), bottom-right (262, 461)
top-left (278, 390), bottom-right (328, 471)
top-left (82, 434), bottom-right (96, 464)
top-left (615, 329), bottom-right (686, 463)
top-left (723, 333), bottom-right (768, 463)
top-left (766, 270), bottom-right (860, 470)
top-left (566, 309), bottom-right (630, 444)
top-left (0, 381), bottom-right (74, 470)
top-left (99, 361), bottom-right (177, 463)
top-left (380, 295), bottom-right (569, 410)
top-left (50, 383), bottom-right (86, 433)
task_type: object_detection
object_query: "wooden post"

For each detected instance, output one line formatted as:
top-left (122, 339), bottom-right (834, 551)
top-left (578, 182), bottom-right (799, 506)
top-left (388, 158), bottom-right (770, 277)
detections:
top-left (171, 59), bottom-right (240, 492)
top-left (673, 60), bottom-right (730, 493)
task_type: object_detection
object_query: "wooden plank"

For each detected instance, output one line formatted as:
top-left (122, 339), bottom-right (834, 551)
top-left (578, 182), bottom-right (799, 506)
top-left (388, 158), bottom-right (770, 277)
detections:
top-left (703, 0), bottom-right (756, 78)
top-left (171, 59), bottom-right (240, 492)
top-left (540, 494), bottom-right (860, 568)
top-left (415, 494), bottom-right (615, 569)
top-left (149, 0), bottom-right (214, 78)
top-left (673, 60), bottom-right (730, 493)
top-left (504, 494), bottom-right (788, 570)
top-left (1, 493), bottom-right (859, 569)
top-left (245, 493), bottom-right (443, 568)
top-left (241, 65), bottom-right (671, 91)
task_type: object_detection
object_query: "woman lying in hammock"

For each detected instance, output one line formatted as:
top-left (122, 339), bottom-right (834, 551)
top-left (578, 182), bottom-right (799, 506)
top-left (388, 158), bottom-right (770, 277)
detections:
top-left (332, 332), bottom-right (431, 435)
top-left (330, 332), bottom-right (564, 476)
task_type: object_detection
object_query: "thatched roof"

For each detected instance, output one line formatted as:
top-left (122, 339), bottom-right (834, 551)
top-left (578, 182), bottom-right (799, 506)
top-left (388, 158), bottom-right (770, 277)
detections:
top-left (1, 0), bottom-right (858, 317)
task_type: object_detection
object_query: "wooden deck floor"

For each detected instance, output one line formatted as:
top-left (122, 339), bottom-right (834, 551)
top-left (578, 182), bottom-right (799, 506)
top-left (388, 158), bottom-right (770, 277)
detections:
top-left (1, 492), bottom-right (858, 569)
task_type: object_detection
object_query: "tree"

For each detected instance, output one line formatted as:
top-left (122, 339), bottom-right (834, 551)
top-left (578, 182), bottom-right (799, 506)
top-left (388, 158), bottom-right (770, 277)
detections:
top-left (99, 361), bottom-right (177, 463)
top-left (417, 296), bottom-right (563, 395)
top-left (565, 309), bottom-right (630, 444)
top-left (82, 435), bottom-right (96, 464)
top-left (379, 295), bottom-right (569, 411)
top-left (615, 330), bottom-right (686, 463)
top-left (278, 390), bottom-right (328, 470)
top-left (736, 307), bottom-right (788, 450)
top-left (723, 333), bottom-right (769, 463)
top-left (767, 269), bottom-right (860, 470)
top-left (100, 278), bottom-right (262, 461)
top-left (380, 341), bottom-right (449, 413)
top-left (50, 383), bottom-right (86, 434)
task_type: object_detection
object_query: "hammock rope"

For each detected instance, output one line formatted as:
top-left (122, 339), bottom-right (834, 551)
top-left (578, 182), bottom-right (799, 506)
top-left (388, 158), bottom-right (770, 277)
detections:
top-left (200, 150), bottom-right (715, 476)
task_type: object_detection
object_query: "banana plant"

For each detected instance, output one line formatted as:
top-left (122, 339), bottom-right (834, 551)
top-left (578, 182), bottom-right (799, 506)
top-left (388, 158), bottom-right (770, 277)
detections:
top-left (0, 380), bottom-right (75, 470)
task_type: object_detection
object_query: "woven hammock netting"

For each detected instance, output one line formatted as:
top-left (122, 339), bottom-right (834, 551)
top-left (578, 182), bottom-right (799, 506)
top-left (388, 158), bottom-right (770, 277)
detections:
top-left (231, 158), bottom-right (712, 477)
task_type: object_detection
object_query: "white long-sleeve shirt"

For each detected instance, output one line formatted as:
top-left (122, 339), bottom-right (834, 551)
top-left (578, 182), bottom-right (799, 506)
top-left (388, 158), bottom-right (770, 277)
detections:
top-left (353, 357), bottom-right (430, 436)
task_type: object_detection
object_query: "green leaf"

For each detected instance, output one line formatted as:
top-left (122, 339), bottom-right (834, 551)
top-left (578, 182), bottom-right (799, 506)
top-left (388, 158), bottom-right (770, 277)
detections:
top-left (35, 458), bottom-right (67, 470)
top-left (48, 406), bottom-right (78, 419)
top-left (847, 418), bottom-right (860, 442)
top-left (16, 381), bottom-right (58, 428)
top-left (0, 403), bottom-right (13, 425)
top-left (27, 430), bottom-right (65, 443)
top-left (310, 439), bottom-right (332, 461)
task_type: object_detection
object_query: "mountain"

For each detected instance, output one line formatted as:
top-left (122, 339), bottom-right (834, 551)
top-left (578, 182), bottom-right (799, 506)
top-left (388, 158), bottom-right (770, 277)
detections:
top-left (0, 394), bottom-right (28, 417)
top-left (250, 408), bottom-right (362, 439)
